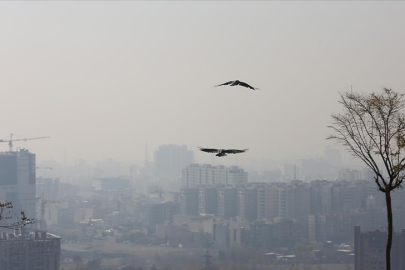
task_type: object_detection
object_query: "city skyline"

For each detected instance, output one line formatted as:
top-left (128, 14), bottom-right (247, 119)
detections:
top-left (1, 1), bottom-right (405, 269)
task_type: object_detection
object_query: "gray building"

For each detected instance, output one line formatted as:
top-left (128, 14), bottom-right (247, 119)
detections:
top-left (144, 201), bottom-right (179, 227)
top-left (217, 187), bottom-right (237, 220)
top-left (0, 230), bottom-right (61, 270)
top-left (180, 188), bottom-right (199, 216)
top-left (0, 150), bottom-right (36, 228)
top-left (198, 187), bottom-right (218, 215)
top-left (237, 187), bottom-right (258, 221)
top-left (36, 177), bottom-right (60, 201)
top-left (155, 144), bottom-right (194, 180)
top-left (355, 226), bottom-right (405, 270)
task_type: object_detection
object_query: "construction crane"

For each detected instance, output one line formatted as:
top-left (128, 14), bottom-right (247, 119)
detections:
top-left (0, 134), bottom-right (50, 152)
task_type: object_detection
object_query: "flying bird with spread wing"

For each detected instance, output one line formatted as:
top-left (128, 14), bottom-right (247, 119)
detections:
top-left (199, 147), bottom-right (248, 157)
top-left (215, 80), bottom-right (259, 90)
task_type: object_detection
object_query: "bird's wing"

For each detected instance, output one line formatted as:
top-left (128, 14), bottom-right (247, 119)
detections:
top-left (238, 81), bottom-right (259, 90)
top-left (199, 147), bottom-right (220, 153)
top-left (215, 81), bottom-right (234, 87)
top-left (224, 149), bottom-right (248, 154)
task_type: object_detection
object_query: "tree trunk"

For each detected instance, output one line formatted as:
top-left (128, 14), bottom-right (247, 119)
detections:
top-left (385, 191), bottom-right (393, 270)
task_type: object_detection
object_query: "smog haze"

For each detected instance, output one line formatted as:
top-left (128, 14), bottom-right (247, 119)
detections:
top-left (1, 1), bottom-right (404, 166)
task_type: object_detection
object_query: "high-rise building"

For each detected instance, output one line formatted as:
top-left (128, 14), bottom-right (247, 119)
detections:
top-left (354, 226), bottom-right (405, 270)
top-left (260, 184), bottom-right (280, 221)
top-left (309, 213), bottom-right (341, 243)
top-left (279, 163), bottom-right (296, 181)
top-left (257, 186), bottom-right (266, 220)
top-left (339, 169), bottom-right (362, 181)
top-left (268, 181), bottom-right (310, 226)
top-left (228, 166), bottom-right (248, 185)
top-left (310, 180), bottom-right (333, 214)
top-left (198, 187), bottom-right (218, 215)
top-left (36, 177), bottom-right (60, 201)
top-left (154, 145), bottom-right (194, 180)
top-left (182, 163), bottom-right (202, 187)
top-left (289, 181), bottom-right (311, 237)
top-left (0, 150), bottom-right (36, 227)
top-left (0, 230), bottom-right (61, 270)
top-left (217, 187), bottom-right (237, 220)
top-left (237, 187), bottom-right (258, 221)
top-left (180, 188), bottom-right (199, 216)
top-left (182, 164), bottom-right (247, 188)
top-left (144, 201), bottom-right (179, 227)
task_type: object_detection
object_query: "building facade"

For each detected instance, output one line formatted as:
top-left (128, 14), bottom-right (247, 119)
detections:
top-left (0, 150), bottom-right (36, 228)
top-left (144, 201), bottom-right (179, 227)
top-left (198, 187), bottom-right (218, 215)
top-left (0, 230), bottom-right (61, 270)
top-left (155, 144), bottom-right (194, 180)
top-left (354, 226), bottom-right (405, 270)
top-left (182, 164), bottom-right (247, 188)
top-left (36, 178), bottom-right (60, 201)
top-left (180, 188), bottom-right (199, 216)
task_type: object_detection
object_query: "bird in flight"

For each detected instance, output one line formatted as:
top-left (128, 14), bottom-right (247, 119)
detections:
top-left (215, 80), bottom-right (259, 90)
top-left (199, 147), bottom-right (248, 157)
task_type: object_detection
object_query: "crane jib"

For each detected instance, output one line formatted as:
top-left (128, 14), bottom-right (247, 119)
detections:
top-left (0, 135), bottom-right (51, 152)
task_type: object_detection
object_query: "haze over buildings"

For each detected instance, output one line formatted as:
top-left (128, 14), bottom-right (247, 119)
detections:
top-left (0, 1), bottom-right (405, 270)
top-left (1, 2), bottom-right (404, 166)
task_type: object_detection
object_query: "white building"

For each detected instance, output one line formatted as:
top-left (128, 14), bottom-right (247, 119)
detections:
top-left (181, 164), bottom-right (247, 188)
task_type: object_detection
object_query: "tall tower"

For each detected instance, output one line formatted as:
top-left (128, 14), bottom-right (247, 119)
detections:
top-left (0, 149), bottom-right (36, 229)
top-left (154, 144), bottom-right (194, 181)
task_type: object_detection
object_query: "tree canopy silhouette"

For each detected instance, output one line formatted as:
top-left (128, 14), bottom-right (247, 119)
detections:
top-left (0, 201), bottom-right (33, 229)
top-left (328, 88), bottom-right (405, 270)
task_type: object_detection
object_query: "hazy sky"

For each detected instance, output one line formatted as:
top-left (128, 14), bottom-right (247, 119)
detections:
top-left (0, 1), bottom-right (404, 166)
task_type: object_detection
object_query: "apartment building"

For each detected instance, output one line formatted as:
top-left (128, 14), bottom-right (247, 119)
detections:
top-left (182, 164), bottom-right (247, 188)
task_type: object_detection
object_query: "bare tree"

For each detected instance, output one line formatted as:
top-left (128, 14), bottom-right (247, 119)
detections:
top-left (0, 201), bottom-right (34, 229)
top-left (328, 88), bottom-right (405, 270)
